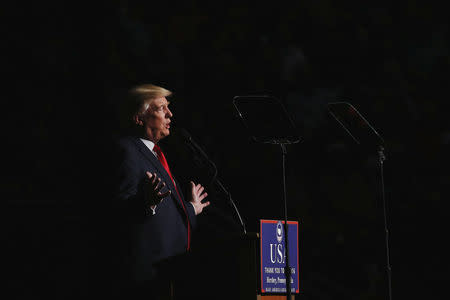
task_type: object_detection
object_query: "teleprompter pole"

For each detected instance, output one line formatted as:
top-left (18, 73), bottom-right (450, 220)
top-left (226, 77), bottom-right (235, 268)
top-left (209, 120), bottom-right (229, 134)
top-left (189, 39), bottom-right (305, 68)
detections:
top-left (281, 143), bottom-right (291, 300)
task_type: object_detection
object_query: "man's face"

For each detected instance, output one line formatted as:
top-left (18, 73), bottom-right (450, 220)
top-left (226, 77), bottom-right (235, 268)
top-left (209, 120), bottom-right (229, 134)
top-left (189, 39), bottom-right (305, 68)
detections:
top-left (140, 96), bottom-right (173, 143)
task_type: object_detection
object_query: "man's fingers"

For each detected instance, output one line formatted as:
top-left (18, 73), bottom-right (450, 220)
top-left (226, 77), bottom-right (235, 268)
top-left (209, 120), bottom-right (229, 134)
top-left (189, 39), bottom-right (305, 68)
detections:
top-left (145, 171), bottom-right (171, 207)
top-left (152, 176), bottom-right (161, 187)
top-left (155, 181), bottom-right (165, 193)
top-left (146, 172), bottom-right (164, 188)
top-left (146, 172), bottom-right (158, 185)
top-left (198, 192), bottom-right (208, 202)
top-left (197, 185), bottom-right (204, 194)
top-left (158, 189), bottom-right (171, 198)
top-left (190, 182), bottom-right (204, 194)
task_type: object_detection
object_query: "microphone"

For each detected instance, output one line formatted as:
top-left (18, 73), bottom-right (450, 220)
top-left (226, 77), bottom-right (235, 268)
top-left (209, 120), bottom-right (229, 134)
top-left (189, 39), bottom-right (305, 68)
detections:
top-left (179, 128), bottom-right (218, 184)
top-left (178, 127), bottom-right (247, 234)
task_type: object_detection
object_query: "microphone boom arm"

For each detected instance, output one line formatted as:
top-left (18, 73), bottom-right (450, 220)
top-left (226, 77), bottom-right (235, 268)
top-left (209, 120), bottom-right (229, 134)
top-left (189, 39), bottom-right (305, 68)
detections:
top-left (180, 128), bottom-right (246, 235)
top-left (215, 178), bottom-right (247, 235)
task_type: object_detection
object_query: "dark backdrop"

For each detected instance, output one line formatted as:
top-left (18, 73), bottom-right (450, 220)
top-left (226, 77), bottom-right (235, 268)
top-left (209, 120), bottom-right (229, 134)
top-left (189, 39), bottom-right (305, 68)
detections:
top-left (4, 1), bottom-right (448, 299)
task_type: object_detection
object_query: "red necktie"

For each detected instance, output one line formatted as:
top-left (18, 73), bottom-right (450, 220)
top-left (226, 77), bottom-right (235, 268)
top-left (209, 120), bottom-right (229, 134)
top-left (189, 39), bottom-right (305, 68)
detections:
top-left (153, 144), bottom-right (191, 251)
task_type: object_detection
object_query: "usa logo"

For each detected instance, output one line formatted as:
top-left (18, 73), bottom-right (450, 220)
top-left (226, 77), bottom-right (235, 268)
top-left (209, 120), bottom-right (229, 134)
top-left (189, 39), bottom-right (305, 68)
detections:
top-left (276, 221), bottom-right (283, 243)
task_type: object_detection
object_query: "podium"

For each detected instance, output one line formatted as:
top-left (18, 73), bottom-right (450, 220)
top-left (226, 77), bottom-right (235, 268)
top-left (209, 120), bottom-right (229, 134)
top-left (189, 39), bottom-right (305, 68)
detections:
top-left (155, 232), bottom-right (295, 300)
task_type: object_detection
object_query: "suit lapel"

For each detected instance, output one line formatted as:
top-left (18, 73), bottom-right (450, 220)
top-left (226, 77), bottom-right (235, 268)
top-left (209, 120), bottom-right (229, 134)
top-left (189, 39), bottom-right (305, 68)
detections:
top-left (131, 137), bottom-right (186, 212)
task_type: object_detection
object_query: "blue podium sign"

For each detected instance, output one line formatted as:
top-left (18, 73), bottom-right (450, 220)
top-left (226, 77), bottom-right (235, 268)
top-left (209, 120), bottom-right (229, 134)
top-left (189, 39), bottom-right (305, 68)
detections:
top-left (260, 219), bottom-right (299, 294)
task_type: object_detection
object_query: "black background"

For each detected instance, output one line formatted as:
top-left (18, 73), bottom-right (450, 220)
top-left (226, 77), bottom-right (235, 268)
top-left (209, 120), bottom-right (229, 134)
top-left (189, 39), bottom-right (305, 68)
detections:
top-left (4, 1), bottom-right (448, 299)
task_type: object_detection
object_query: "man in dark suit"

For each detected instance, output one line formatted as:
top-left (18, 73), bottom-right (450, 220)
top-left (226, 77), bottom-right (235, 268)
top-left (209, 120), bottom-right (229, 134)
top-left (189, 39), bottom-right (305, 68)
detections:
top-left (109, 84), bottom-right (210, 299)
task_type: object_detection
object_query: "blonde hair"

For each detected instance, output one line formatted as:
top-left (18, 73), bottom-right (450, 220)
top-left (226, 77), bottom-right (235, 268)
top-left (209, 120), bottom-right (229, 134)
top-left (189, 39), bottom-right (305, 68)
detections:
top-left (129, 84), bottom-right (172, 116)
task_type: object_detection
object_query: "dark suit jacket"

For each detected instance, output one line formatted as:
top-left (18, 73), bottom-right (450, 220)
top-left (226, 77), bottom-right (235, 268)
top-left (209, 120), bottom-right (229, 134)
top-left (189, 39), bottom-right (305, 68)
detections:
top-left (111, 136), bottom-right (197, 284)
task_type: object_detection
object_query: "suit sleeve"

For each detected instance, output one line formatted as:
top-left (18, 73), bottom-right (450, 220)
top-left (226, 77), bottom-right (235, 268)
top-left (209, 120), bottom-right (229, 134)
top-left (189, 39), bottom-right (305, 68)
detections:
top-left (186, 200), bottom-right (197, 230)
top-left (112, 141), bottom-right (148, 219)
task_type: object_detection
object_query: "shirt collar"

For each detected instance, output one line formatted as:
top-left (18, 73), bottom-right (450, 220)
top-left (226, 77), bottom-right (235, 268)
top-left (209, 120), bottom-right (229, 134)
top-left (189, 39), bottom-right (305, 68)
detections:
top-left (140, 138), bottom-right (157, 156)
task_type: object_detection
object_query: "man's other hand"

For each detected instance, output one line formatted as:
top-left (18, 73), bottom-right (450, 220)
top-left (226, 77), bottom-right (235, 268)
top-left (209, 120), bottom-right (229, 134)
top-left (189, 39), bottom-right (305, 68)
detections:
top-left (189, 181), bottom-right (210, 215)
top-left (144, 171), bottom-right (171, 209)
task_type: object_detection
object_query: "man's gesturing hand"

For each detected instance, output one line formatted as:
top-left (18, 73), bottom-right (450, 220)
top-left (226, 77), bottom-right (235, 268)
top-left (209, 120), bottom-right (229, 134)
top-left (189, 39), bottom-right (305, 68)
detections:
top-left (189, 181), bottom-right (210, 215)
top-left (144, 171), bottom-right (171, 209)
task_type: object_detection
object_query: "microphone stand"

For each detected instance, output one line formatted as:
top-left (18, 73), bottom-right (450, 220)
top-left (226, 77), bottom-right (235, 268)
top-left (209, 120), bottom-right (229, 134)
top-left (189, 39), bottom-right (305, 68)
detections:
top-left (378, 146), bottom-right (392, 300)
top-left (199, 148), bottom-right (247, 236)
top-left (180, 128), bottom-right (247, 235)
top-left (215, 178), bottom-right (247, 235)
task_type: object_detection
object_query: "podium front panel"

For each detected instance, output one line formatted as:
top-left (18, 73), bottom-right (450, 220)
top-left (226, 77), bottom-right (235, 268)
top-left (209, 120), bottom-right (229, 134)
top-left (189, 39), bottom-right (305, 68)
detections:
top-left (259, 220), bottom-right (300, 295)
